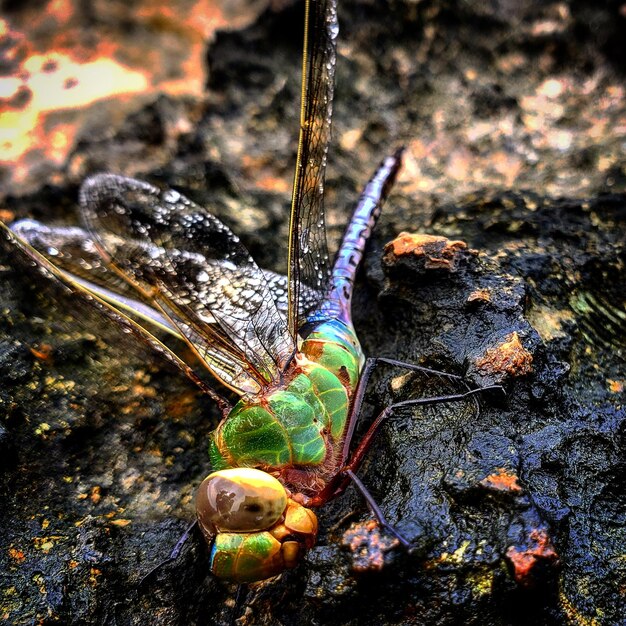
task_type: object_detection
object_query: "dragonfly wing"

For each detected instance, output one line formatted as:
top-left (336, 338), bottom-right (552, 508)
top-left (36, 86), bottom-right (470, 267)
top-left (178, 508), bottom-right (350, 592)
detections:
top-left (10, 220), bottom-right (322, 335)
top-left (10, 220), bottom-right (179, 337)
top-left (0, 219), bottom-right (231, 411)
top-left (266, 270), bottom-right (322, 321)
top-left (79, 174), bottom-right (296, 395)
top-left (287, 0), bottom-right (338, 338)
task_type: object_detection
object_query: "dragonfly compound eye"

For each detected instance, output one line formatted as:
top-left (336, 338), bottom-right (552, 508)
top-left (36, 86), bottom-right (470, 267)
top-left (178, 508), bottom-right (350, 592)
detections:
top-left (206, 501), bottom-right (318, 583)
top-left (196, 468), bottom-right (319, 582)
top-left (196, 468), bottom-right (288, 534)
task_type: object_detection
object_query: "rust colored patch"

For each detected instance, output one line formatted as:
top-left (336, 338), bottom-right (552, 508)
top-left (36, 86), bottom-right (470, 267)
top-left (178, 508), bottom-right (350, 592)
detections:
top-left (33, 536), bottom-right (62, 552)
top-left (607, 379), bottom-right (624, 393)
top-left (8, 547), bottom-right (26, 563)
top-left (475, 332), bottom-right (533, 377)
top-left (480, 467), bottom-right (522, 494)
top-left (0, 1), bottom-right (268, 193)
top-left (336, 365), bottom-right (351, 388)
top-left (89, 485), bottom-right (102, 505)
top-left (0, 209), bottom-right (16, 223)
top-left (302, 339), bottom-right (324, 361)
top-left (109, 518), bottom-right (132, 527)
top-left (467, 288), bottom-right (492, 303)
top-left (29, 342), bottom-right (54, 362)
top-left (383, 232), bottom-right (468, 270)
top-left (256, 174), bottom-right (290, 193)
top-left (342, 519), bottom-right (398, 573)
top-left (506, 529), bottom-right (558, 585)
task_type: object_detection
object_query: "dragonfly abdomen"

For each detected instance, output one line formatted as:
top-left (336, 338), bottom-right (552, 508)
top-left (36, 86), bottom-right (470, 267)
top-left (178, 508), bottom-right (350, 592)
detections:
top-left (322, 149), bottom-right (404, 324)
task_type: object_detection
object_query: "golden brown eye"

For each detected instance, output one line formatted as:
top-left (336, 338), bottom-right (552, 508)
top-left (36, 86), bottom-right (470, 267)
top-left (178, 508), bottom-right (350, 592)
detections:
top-left (196, 468), bottom-right (288, 533)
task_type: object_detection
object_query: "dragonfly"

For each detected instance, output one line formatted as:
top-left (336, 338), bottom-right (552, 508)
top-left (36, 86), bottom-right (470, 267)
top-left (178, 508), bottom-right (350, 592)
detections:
top-left (1, 0), bottom-right (498, 583)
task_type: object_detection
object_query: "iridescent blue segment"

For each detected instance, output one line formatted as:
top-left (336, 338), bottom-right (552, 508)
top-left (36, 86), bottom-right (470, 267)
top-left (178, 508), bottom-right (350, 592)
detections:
top-left (302, 318), bottom-right (361, 362)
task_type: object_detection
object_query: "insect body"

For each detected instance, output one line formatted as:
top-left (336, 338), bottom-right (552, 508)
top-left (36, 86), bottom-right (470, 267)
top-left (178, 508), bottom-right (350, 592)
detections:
top-left (195, 134), bottom-right (404, 580)
top-left (1, 0), bottom-right (412, 583)
top-left (202, 315), bottom-right (361, 581)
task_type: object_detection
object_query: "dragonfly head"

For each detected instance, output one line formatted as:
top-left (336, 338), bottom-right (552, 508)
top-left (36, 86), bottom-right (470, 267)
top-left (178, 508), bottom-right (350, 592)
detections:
top-left (196, 468), bottom-right (318, 583)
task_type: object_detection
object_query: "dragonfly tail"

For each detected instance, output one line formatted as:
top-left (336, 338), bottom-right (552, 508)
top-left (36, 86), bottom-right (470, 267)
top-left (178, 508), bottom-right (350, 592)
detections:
top-left (323, 147), bottom-right (404, 323)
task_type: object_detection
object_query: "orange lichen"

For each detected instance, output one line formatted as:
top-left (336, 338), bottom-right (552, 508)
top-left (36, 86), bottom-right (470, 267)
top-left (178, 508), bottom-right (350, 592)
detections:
top-left (342, 520), bottom-right (398, 573)
top-left (480, 468), bottom-right (523, 494)
top-left (475, 332), bottom-right (533, 377)
top-left (0, 209), bottom-right (16, 223)
top-left (33, 536), bottom-right (62, 552)
top-left (89, 486), bottom-right (102, 505)
top-left (109, 518), bottom-right (132, 527)
top-left (29, 343), bottom-right (54, 362)
top-left (8, 547), bottom-right (26, 563)
top-left (506, 529), bottom-right (558, 585)
top-left (467, 288), bottom-right (492, 303)
top-left (384, 232), bottom-right (468, 270)
top-left (607, 379), bottom-right (624, 393)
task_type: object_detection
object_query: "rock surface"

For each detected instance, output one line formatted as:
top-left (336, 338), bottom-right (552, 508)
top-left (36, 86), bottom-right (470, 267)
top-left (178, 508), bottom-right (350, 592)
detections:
top-left (0, 1), bottom-right (624, 625)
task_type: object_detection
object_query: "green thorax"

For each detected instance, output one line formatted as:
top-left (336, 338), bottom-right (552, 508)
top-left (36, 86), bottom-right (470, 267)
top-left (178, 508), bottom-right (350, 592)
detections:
top-left (209, 319), bottom-right (362, 473)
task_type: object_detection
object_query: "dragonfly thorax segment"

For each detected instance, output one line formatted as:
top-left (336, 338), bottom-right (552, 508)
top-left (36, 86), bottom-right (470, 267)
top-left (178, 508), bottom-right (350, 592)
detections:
top-left (208, 319), bottom-right (363, 498)
top-left (209, 362), bottom-right (352, 475)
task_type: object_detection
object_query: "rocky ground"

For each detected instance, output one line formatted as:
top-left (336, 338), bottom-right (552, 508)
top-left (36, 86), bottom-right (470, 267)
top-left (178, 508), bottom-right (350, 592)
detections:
top-left (0, 1), bottom-right (624, 624)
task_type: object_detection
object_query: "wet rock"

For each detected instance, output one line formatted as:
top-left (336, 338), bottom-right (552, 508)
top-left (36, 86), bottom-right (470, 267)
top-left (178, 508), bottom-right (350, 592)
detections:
top-left (0, 1), bottom-right (624, 625)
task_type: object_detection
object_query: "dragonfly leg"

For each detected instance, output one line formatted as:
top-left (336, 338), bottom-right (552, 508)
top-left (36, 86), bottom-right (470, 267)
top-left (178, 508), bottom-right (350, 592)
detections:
top-left (230, 585), bottom-right (249, 626)
top-left (319, 385), bottom-right (504, 544)
top-left (341, 356), bottom-right (471, 464)
top-left (365, 357), bottom-right (465, 380)
top-left (345, 384), bottom-right (504, 477)
top-left (138, 519), bottom-right (198, 587)
top-left (345, 469), bottom-right (411, 548)
top-left (310, 363), bottom-right (502, 507)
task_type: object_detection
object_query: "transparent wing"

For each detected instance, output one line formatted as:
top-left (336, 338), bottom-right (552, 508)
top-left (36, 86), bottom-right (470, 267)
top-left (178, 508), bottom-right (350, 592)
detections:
top-left (10, 220), bottom-right (321, 335)
top-left (0, 220), bottom-right (231, 413)
top-left (9, 219), bottom-right (177, 331)
top-left (287, 0), bottom-right (338, 338)
top-left (79, 174), bottom-right (296, 395)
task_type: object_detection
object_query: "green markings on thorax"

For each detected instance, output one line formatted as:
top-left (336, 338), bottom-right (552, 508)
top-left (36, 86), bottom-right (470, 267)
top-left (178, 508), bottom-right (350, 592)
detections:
top-left (209, 320), bottom-right (363, 473)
